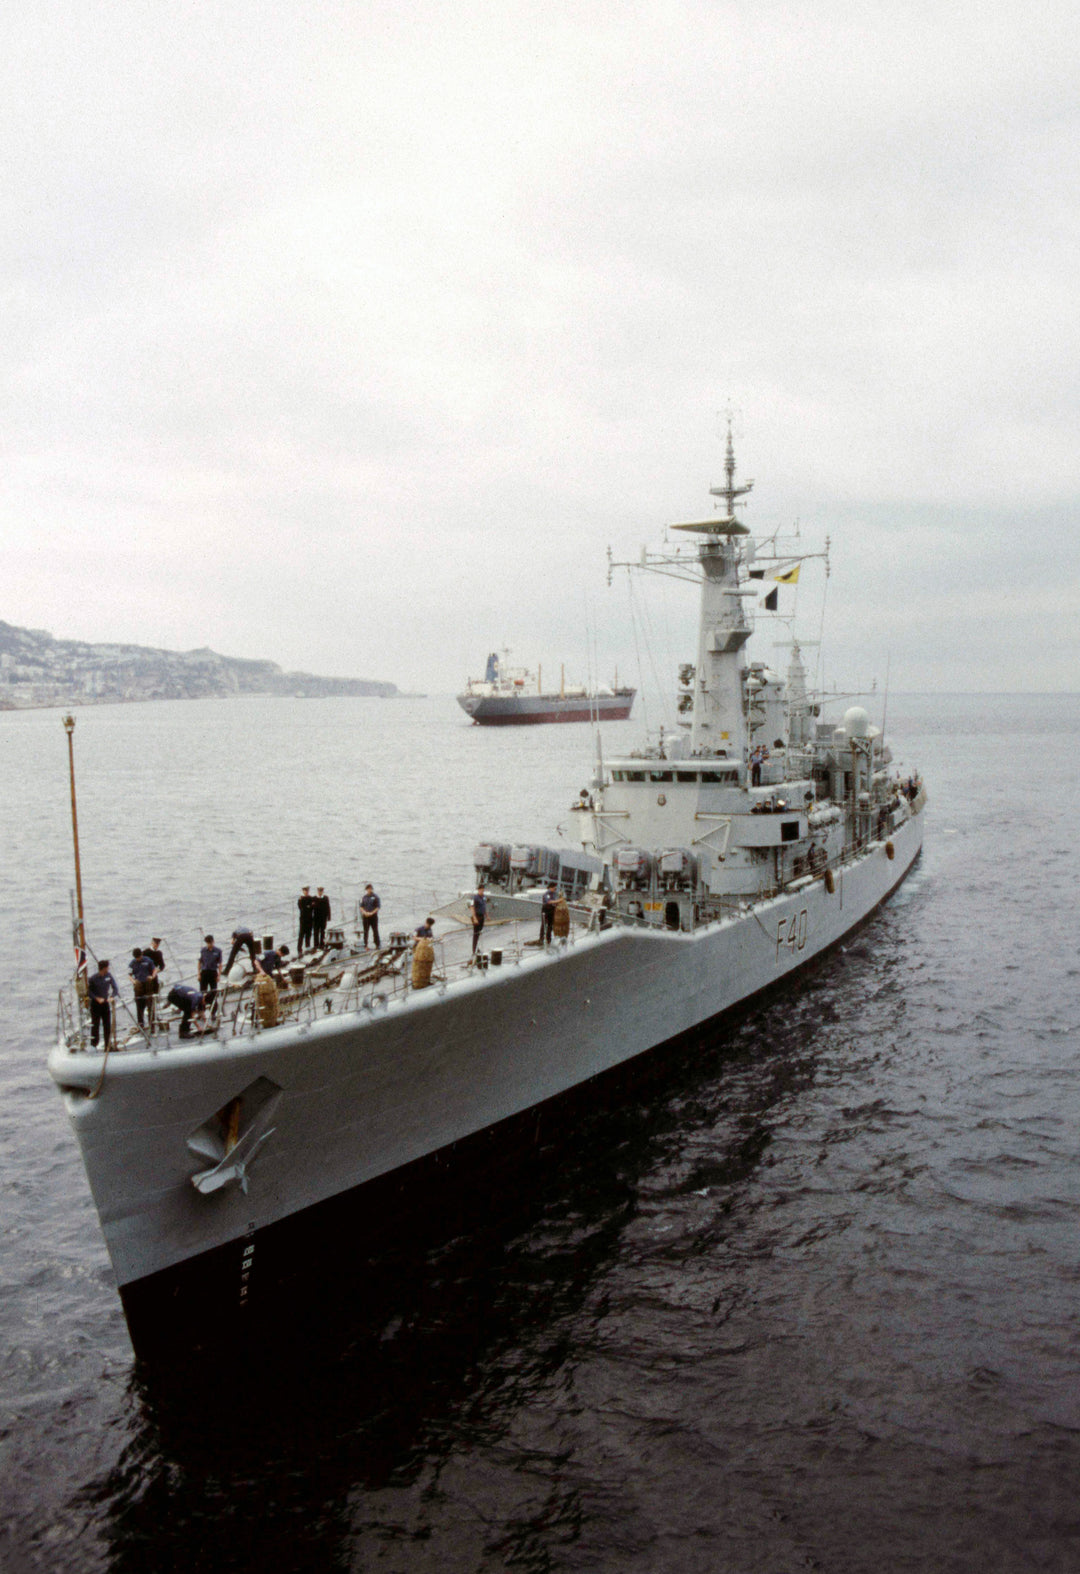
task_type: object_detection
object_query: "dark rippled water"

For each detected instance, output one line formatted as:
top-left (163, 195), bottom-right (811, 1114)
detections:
top-left (2, 693), bottom-right (1078, 1573)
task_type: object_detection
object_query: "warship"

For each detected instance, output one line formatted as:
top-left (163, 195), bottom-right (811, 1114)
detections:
top-left (49, 433), bottom-right (925, 1360)
top-left (457, 651), bottom-right (635, 724)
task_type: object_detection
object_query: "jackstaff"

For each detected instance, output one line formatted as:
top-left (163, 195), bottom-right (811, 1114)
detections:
top-left (62, 714), bottom-right (87, 982)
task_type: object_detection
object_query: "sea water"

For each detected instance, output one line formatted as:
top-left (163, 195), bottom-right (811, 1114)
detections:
top-left (1, 693), bottom-right (1078, 1573)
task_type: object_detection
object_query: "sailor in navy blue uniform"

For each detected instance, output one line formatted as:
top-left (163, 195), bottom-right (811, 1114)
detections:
top-left (224, 927), bottom-right (258, 973)
top-left (167, 984), bottom-right (206, 1038)
top-left (256, 944), bottom-right (288, 981)
top-left (469, 885), bottom-right (487, 955)
top-left (198, 935), bottom-right (222, 1011)
top-left (144, 939), bottom-right (165, 1007)
top-left (360, 885), bottom-right (381, 949)
top-left (128, 948), bottom-right (157, 1028)
top-left (312, 887), bottom-right (331, 949)
top-left (297, 887), bottom-right (315, 954)
top-left (87, 960), bottom-right (119, 1047)
top-left (540, 882), bottom-right (557, 946)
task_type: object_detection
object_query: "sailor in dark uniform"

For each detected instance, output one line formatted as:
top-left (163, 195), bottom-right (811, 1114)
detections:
top-left (224, 927), bottom-right (258, 973)
top-left (540, 882), bottom-right (557, 946)
top-left (256, 943), bottom-right (289, 981)
top-left (128, 948), bottom-right (157, 1028)
top-left (167, 984), bottom-right (206, 1038)
top-left (297, 887), bottom-right (315, 954)
top-left (469, 885), bottom-right (487, 955)
top-left (312, 887), bottom-right (331, 949)
top-left (145, 938), bottom-right (165, 1011)
top-left (359, 885), bottom-right (380, 949)
top-left (198, 935), bottom-right (222, 1012)
top-left (87, 960), bottom-right (119, 1048)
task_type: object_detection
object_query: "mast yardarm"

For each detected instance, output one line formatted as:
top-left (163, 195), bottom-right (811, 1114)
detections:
top-left (708, 422), bottom-right (754, 531)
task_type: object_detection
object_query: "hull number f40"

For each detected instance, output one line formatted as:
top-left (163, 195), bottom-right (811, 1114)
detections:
top-left (776, 908), bottom-right (809, 959)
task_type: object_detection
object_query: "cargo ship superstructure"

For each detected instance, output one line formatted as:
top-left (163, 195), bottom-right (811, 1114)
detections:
top-left (49, 432), bottom-right (924, 1360)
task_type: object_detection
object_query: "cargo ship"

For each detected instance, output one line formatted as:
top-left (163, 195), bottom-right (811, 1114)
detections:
top-left (457, 652), bottom-right (635, 724)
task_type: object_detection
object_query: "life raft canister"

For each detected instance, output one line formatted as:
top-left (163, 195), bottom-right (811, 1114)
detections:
top-left (412, 937), bottom-right (434, 989)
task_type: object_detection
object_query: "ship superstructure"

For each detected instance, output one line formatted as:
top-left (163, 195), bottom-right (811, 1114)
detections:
top-left (49, 432), bottom-right (924, 1360)
top-left (475, 430), bottom-right (919, 930)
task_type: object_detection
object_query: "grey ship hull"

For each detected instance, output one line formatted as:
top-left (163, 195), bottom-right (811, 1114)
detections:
top-left (457, 690), bottom-right (635, 724)
top-left (49, 812), bottom-right (922, 1359)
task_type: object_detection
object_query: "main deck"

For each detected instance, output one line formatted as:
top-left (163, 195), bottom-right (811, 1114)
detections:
top-left (57, 892), bottom-right (598, 1056)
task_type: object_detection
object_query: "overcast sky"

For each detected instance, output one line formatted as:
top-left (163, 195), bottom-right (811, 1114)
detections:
top-left (4, 0), bottom-right (1078, 695)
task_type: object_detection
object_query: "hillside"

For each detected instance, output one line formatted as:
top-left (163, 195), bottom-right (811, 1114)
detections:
top-left (0, 621), bottom-right (397, 708)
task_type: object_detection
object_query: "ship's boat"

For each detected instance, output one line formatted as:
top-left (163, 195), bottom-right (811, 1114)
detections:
top-left (49, 429), bottom-right (925, 1361)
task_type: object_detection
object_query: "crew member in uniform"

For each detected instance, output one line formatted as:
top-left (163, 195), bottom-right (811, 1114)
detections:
top-left (199, 934), bottom-right (222, 1013)
top-left (256, 943), bottom-right (289, 981)
top-left (224, 927), bottom-right (258, 973)
top-left (145, 938), bottom-right (165, 1013)
top-left (469, 885), bottom-right (487, 955)
top-left (360, 885), bottom-right (380, 949)
top-left (297, 887), bottom-right (315, 954)
top-left (312, 886), bottom-right (331, 949)
top-left (167, 983), bottom-right (206, 1038)
top-left (128, 948), bottom-right (157, 1029)
top-left (540, 882), bottom-right (557, 946)
top-left (87, 959), bottom-right (119, 1047)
